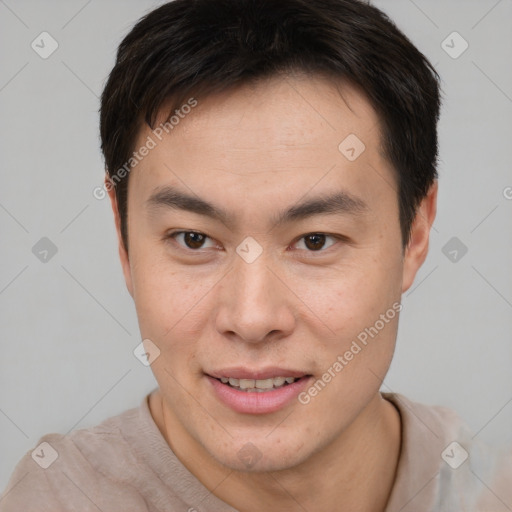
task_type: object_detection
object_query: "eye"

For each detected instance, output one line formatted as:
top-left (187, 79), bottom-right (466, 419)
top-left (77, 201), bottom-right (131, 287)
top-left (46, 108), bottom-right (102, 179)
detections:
top-left (293, 233), bottom-right (338, 252)
top-left (166, 231), bottom-right (343, 253)
top-left (166, 231), bottom-right (217, 250)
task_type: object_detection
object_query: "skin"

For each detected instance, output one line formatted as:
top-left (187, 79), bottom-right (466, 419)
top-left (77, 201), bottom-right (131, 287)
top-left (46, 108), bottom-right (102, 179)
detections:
top-left (107, 74), bottom-right (437, 511)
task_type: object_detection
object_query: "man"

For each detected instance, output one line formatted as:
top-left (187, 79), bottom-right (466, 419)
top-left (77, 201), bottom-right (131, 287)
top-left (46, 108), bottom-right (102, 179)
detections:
top-left (1, 0), bottom-right (511, 510)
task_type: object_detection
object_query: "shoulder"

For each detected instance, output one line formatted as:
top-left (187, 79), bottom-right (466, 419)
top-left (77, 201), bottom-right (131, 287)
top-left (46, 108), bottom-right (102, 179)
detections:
top-left (0, 403), bottom-right (149, 512)
top-left (383, 392), bottom-right (512, 512)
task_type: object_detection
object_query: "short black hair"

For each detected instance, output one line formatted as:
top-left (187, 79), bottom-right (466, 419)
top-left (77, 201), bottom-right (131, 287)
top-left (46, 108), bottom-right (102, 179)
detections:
top-left (100, 0), bottom-right (442, 251)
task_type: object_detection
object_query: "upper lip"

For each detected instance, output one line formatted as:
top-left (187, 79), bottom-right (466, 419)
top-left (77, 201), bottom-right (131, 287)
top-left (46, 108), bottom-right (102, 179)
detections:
top-left (206, 367), bottom-right (309, 380)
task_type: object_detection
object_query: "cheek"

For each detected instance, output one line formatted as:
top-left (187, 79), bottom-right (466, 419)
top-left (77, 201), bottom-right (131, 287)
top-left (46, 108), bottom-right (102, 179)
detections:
top-left (295, 251), bottom-right (402, 330)
top-left (129, 246), bottom-right (217, 341)
top-left (293, 255), bottom-right (402, 392)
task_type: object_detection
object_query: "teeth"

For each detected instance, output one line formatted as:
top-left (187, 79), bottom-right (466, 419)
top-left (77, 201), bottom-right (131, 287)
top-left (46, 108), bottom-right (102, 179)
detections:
top-left (239, 379), bottom-right (255, 390)
top-left (255, 378), bottom-right (274, 389)
top-left (219, 376), bottom-right (300, 391)
top-left (272, 377), bottom-right (286, 387)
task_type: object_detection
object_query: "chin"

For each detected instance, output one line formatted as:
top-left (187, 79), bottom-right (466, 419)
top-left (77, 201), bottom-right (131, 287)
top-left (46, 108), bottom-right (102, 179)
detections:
top-left (200, 430), bottom-right (315, 474)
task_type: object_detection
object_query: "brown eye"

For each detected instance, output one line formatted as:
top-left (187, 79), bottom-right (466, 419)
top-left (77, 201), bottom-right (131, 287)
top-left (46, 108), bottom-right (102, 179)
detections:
top-left (168, 231), bottom-right (215, 250)
top-left (293, 233), bottom-right (341, 253)
top-left (183, 232), bottom-right (206, 249)
top-left (303, 234), bottom-right (327, 251)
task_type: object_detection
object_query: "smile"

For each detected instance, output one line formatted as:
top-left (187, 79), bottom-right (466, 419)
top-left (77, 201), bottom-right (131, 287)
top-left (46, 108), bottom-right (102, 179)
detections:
top-left (206, 371), bottom-right (313, 414)
top-left (216, 376), bottom-right (300, 392)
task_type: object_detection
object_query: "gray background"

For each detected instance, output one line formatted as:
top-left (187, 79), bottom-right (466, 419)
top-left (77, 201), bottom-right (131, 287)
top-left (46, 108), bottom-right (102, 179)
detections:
top-left (1, 0), bottom-right (511, 491)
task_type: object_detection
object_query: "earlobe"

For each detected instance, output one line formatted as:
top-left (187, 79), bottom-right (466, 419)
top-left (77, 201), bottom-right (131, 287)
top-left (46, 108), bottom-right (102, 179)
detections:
top-left (106, 177), bottom-right (134, 298)
top-left (401, 181), bottom-right (438, 293)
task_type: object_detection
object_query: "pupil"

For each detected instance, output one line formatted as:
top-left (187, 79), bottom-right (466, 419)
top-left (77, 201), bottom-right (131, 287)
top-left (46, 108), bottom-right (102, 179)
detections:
top-left (185, 232), bottom-right (205, 249)
top-left (305, 234), bottom-right (325, 251)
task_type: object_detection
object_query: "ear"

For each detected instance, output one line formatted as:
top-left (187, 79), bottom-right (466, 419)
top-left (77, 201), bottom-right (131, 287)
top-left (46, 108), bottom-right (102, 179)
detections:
top-left (106, 178), bottom-right (134, 298)
top-left (402, 181), bottom-right (438, 293)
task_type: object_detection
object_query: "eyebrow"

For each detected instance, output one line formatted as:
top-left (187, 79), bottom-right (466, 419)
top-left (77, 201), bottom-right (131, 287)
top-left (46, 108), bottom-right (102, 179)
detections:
top-left (146, 185), bottom-right (369, 228)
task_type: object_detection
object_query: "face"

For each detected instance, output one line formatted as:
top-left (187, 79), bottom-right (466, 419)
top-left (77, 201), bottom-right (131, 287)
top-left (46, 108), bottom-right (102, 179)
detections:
top-left (109, 74), bottom-right (435, 472)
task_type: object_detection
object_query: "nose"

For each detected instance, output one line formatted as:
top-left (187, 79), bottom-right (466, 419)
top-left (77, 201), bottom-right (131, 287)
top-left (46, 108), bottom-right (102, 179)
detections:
top-left (214, 253), bottom-right (296, 344)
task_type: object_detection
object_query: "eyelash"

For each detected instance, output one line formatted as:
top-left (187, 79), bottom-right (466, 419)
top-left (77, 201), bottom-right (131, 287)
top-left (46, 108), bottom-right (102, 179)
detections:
top-left (165, 230), bottom-right (345, 254)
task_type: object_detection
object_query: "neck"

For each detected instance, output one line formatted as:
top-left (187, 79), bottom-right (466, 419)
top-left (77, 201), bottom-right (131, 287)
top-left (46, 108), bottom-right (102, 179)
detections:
top-left (150, 390), bottom-right (401, 512)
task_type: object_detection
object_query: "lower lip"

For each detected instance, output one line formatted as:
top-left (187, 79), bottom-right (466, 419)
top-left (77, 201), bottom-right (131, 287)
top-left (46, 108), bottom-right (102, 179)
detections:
top-left (206, 376), bottom-right (312, 414)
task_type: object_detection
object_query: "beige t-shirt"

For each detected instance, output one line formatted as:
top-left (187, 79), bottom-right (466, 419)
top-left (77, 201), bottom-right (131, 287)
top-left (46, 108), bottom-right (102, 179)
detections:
top-left (1, 391), bottom-right (511, 511)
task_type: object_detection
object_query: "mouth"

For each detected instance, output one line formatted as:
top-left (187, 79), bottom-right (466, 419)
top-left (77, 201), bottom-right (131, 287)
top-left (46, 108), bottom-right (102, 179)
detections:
top-left (214, 376), bottom-right (303, 392)
top-left (205, 369), bottom-right (312, 414)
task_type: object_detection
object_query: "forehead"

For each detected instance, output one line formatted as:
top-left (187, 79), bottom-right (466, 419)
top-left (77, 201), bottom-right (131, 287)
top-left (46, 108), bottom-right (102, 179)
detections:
top-left (160, 75), bottom-right (380, 148)
top-left (128, 74), bottom-right (394, 216)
